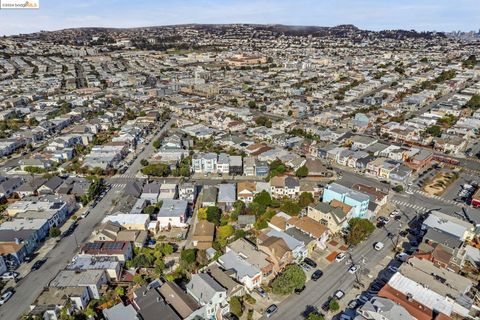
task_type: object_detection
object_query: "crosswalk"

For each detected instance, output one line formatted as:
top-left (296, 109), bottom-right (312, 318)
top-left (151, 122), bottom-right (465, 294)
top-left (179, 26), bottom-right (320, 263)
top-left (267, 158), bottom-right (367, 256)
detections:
top-left (410, 188), bottom-right (459, 205)
top-left (391, 198), bottom-right (429, 212)
top-left (107, 182), bottom-right (127, 189)
top-left (115, 173), bottom-right (137, 179)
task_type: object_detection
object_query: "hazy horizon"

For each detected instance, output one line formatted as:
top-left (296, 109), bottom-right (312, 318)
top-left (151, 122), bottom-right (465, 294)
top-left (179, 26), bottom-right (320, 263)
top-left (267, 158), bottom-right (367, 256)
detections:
top-left (0, 0), bottom-right (479, 36)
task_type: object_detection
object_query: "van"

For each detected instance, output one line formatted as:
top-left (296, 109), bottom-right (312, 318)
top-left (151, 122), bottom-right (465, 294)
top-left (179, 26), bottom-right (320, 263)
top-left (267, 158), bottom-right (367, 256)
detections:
top-left (374, 242), bottom-right (384, 251)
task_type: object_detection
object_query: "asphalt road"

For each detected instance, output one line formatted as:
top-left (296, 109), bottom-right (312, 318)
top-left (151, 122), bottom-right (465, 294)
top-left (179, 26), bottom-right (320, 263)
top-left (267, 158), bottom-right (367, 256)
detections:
top-left (0, 118), bottom-right (174, 319)
top-left (264, 210), bottom-right (408, 320)
top-left (0, 188), bottom-right (118, 320)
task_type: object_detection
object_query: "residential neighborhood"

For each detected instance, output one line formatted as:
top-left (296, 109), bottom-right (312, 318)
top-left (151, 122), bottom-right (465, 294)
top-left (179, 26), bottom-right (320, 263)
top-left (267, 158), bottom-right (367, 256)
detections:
top-left (0, 10), bottom-right (479, 320)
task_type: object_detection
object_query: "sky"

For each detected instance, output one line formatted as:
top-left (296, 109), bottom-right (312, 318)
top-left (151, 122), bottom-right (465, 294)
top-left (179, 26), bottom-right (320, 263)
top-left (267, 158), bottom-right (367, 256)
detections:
top-left (0, 0), bottom-right (479, 36)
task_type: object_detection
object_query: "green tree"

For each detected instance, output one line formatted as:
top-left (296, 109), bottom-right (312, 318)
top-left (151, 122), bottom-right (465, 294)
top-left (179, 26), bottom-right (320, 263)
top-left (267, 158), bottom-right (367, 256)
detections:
top-left (180, 248), bottom-right (197, 265)
top-left (152, 139), bottom-right (161, 149)
top-left (248, 100), bottom-right (257, 109)
top-left (229, 296), bottom-right (243, 317)
top-left (133, 274), bottom-right (146, 285)
top-left (132, 253), bottom-right (155, 268)
top-left (217, 225), bottom-right (234, 246)
top-left (306, 313), bottom-right (325, 320)
top-left (271, 264), bottom-right (306, 295)
top-left (206, 206), bottom-right (220, 225)
top-left (298, 192), bottom-right (314, 208)
top-left (346, 218), bottom-right (375, 245)
top-left (49, 227), bottom-right (61, 238)
top-left (140, 159), bottom-right (149, 166)
top-left (329, 299), bottom-right (340, 311)
top-left (295, 166), bottom-right (309, 178)
top-left (393, 185), bottom-right (404, 192)
top-left (253, 190), bottom-right (272, 208)
top-left (254, 116), bottom-right (272, 128)
top-left (425, 125), bottom-right (442, 137)
top-left (141, 164), bottom-right (171, 177)
top-left (115, 286), bottom-right (125, 296)
top-left (160, 243), bottom-right (174, 256)
top-left (197, 207), bottom-right (208, 220)
top-left (143, 205), bottom-right (158, 215)
top-left (28, 117), bottom-right (39, 126)
top-left (280, 198), bottom-right (301, 216)
top-left (465, 94), bottom-right (480, 110)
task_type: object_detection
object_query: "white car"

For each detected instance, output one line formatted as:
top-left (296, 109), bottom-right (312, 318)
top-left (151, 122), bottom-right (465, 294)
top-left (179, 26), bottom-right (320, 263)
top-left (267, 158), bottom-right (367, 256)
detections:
top-left (348, 265), bottom-right (359, 274)
top-left (335, 252), bottom-right (346, 262)
top-left (374, 242), bottom-right (385, 251)
top-left (389, 210), bottom-right (400, 217)
top-left (0, 290), bottom-right (13, 305)
top-left (395, 253), bottom-right (409, 262)
top-left (0, 272), bottom-right (18, 280)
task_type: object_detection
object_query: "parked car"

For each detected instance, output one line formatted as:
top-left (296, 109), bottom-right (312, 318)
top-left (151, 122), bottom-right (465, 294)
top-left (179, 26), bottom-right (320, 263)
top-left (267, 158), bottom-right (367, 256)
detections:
top-left (0, 288), bottom-right (14, 305)
top-left (334, 290), bottom-right (345, 300)
top-left (348, 265), bottom-right (359, 274)
top-left (0, 272), bottom-right (19, 280)
top-left (303, 258), bottom-right (317, 268)
top-left (335, 252), bottom-right (346, 262)
top-left (395, 253), bottom-right (409, 262)
top-left (321, 297), bottom-right (332, 311)
top-left (300, 262), bottom-right (312, 272)
top-left (31, 258), bottom-right (47, 271)
top-left (265, 304), bottom-right (278, 318)
top-left (311, 270), bottom-right (323, 281)
top-left (374, 242), bottom-right (384, 251)
top-left (387, 266), bottom-right (398, 273)
top-left (81, 210), bottom-right (90, 219)
top-left (294, 285), bottom-right (306, 295)
top-left (255, 287), bottom-right (267, 298)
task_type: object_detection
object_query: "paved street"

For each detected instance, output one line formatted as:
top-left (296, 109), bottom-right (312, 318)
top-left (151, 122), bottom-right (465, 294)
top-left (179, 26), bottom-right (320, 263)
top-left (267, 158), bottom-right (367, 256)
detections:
top-left (0, 119), bottom-right (174, 319)
top-left (263, 210), bottom-right (408, 320)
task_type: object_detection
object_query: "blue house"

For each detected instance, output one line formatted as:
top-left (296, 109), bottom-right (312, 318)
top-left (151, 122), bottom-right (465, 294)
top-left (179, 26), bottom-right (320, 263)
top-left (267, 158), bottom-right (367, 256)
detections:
top-left (255, 160), bottom-right (269, 177)
top-left (322, 183), bottom-right (370, 218)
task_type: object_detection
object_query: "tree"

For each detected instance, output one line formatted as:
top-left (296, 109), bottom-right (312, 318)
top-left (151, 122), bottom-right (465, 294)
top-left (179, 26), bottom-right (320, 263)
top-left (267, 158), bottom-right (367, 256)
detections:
top-left (206, 206), bottom-right (220, 225)
top-left (295, 166), bottom-right (309, 178)
top-left (271, 264), bottom-right (306, 295)
top-left (115, 286), bottom-right (125, 296)
top-left (180, 248), bottom-right (197, 265)
top-left (28, 117), bottom-right (39, 126)
top-left (141, 164), bottom-right (171, 177)
top-left (465, 94), bottom-right (480, 110)
top-left (217, 225), bottom-right (234, 246)
top-left (253, 190), bottom-right (272, 208)
top-left (306, 313), bottom-right (325, 320)
top-left (329, 299), bottom-right (340, 311)
top-left (143, 205), bottom-right (158, 215)
top-left (280, 198), bottom-right (301, 216)
top-left (160, 243), bottom-right (174, 256)
top-left (346, 218), bottom-right (375, 245)
top-left (197, 207), bottom-right (208, 220)
top-left (393, 185), bottom-right (404, 193)
top-left (229, 296), bottom-right (243, 317)
top-left (49, 227), bottom-right (61, 238)
top-left (248, 100), bottom-right (257, 109)
top-left (140, 159), bottom-right (149, 166)
top-left (132, 253), bottom-right (155, 268)
top-left (298, 192), bottom-right (314, 208)
top-left (425, 125), bottom-right (442, 137)
top-left (152, 139), bottom-right (161, 149)
top-left (254, 116), bottom-right (272, 128)
top-left (133, 274), bottom-right (146, 286)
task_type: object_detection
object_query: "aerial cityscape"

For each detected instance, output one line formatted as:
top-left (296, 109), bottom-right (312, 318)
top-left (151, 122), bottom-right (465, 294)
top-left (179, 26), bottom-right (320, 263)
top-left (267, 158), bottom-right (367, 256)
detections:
top-left (0, 1), bottom-right (480, 320)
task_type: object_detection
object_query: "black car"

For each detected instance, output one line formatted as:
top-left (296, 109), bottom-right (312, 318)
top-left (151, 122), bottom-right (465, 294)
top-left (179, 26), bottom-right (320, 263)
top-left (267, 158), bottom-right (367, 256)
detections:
top-left (311, 270), bottom-right (323, 281)
top-left (387, 232), bottom-right (394, 239)
top-left (303, 258), bottom-right (317, 268)
top-left (376, 221), bottom-right (385, 228)
top-left (294, 285), bottom-right (306, 294)
top-left (321, 297), bottom-right (332, 311)
top-left (31, 258), bottom-right (47, 271)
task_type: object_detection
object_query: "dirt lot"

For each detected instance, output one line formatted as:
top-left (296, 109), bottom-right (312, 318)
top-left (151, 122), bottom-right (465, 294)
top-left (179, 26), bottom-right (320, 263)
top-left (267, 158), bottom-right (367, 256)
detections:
top-left (423, 170), bottom-right (459, 196)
